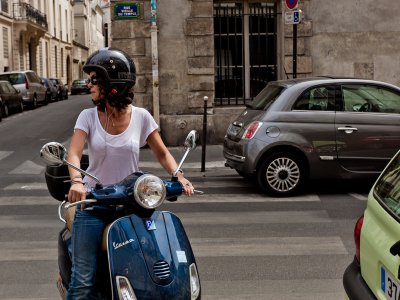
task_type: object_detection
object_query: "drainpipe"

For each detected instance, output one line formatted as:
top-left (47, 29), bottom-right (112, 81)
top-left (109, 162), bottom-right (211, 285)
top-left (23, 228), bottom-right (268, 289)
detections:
top-left (150, 0), bottom-right (160, 126)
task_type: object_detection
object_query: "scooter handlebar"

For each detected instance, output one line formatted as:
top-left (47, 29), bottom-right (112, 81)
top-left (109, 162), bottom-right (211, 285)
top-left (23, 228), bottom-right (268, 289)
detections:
top-left (65, 199), bottom-right (97, 209)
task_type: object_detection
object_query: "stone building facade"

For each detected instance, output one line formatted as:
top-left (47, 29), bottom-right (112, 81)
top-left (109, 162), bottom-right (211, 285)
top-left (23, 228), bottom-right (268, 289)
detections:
top-left (109, 0), bottom-right (400, 146)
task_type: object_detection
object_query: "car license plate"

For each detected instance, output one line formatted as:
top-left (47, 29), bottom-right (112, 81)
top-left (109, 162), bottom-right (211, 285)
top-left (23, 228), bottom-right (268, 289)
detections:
top-left (382, 265), bottom-right (400, 300)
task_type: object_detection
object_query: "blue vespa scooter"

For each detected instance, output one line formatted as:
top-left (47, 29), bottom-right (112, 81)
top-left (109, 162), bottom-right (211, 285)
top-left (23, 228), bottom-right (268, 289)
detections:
top-left (40, 130), bottom-right (201, 300)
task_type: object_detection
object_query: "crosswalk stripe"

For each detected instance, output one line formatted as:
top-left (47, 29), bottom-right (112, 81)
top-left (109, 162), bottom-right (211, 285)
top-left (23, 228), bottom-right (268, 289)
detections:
top-left (179, 210), bottom-right (330, 225)
top-left (191, 236), bottom-right (347, 257)
top-left (201, 279), bottom-right (343, 300)
top-left (348, 193), bottom-right (368, 201)
top-left (0, 216), bottom-right (60, 228)
top-left (0, 196), bottom-right (57, 206)
top-left (3, 182), bottom-right (48, 190)
top-left (0, 241), bottom-right (57, 261)
top-left (0, 151), bottom-right (13, 161)
top-left (8, 160), bottom-right (45, 175)
top-left (176, 194), bottom-right (320, 203)
top-left (139, 161), bottom-right (226, 169)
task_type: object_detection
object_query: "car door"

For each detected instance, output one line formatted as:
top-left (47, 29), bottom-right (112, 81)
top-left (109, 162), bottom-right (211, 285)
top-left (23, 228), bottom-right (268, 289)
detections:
top-left (2, 82), bottom-right (18, 110)
top-left (335, 84), bottom-right (400, 173)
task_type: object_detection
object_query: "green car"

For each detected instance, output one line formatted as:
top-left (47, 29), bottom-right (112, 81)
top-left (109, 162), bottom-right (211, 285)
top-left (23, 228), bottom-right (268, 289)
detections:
top-left (344, 150), bottom-right (400, 299)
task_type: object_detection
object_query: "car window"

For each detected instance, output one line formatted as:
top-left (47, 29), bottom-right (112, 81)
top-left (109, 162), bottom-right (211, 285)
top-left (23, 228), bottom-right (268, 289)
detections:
top-left (249, 84), bottom-right (284, 110)
top-left (0, 73), bottom-right (25, 84)
top-left (6, 82), bottom-right (17, 93)
top-left (293, 86), bottom-right (336, 111)
top-left (0, 82), bottom-right (6, 93)
top-left (342, 85), bottom-right (400, 113)
top-left (26, 72), bottom-right (41, 83)
top-left (374, 153), bottom-right (400, 217)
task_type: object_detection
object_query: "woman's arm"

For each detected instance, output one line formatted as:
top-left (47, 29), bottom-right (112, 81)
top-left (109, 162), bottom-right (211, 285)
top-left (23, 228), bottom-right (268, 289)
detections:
top-left (67, 129), bottom-right (87, 203)
top-left (147, 130), bottom-right (194, 196)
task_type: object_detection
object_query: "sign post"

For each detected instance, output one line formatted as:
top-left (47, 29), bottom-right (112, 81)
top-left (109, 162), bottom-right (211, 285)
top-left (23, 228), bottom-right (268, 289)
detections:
top-left (285, 0), bottom-right (299, 78)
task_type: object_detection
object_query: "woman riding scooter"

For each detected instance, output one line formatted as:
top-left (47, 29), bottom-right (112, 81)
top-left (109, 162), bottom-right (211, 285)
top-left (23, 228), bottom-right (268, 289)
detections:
top-left (66, 47), bottom-right (194, 299)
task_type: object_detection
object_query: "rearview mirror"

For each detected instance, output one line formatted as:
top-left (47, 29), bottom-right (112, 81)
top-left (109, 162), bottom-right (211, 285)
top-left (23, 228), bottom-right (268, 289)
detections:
top-left (184, 130), bottom-right (199, 151)
top-left (40, 142), bottom-right (67, 166)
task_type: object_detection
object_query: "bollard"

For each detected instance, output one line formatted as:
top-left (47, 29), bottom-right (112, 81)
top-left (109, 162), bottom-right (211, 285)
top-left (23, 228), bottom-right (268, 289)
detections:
top-left (201, 96), bottom-right (208, 173)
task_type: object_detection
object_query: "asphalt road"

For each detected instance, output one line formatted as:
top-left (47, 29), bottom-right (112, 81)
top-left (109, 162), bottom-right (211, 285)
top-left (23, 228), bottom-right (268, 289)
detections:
top-left (0, 95), bottom-right (370, 299)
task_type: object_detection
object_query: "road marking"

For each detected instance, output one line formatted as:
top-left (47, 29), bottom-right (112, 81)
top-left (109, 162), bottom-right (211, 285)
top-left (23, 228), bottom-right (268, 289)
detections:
top-left (179, 210), bottom-right (331, 225)
top-left (0, 241), bottom-right (57, 261)
top-left (348, 193), bottom-right (368, 201)
top-left (201, 279), bottom-right (343, 300)
top-left (3, 182), bottom-right (48, 190)
top-left (140, 161), bottom-right (226, 169)
top-left (0, 196), bottom-right (57, 205)
top-left (8, 160), bottom-right (45, 175)
top-left (191, 236), bottom-right (348, 256)
top-left (176, 194), bottom-right (320, 203)
top-left (0, 151), bottom-right (13, 161)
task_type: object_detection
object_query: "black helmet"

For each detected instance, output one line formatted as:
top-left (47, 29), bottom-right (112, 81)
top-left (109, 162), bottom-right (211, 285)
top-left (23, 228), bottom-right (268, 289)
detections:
top-left (83, 47), bottom-right (136, 97)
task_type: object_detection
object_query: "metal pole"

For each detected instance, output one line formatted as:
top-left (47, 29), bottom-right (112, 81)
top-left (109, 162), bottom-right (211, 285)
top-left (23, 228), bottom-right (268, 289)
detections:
top-left (292, 23), bottom-right (297, 78)
top-left (201, 96), bottom-right (208, 173)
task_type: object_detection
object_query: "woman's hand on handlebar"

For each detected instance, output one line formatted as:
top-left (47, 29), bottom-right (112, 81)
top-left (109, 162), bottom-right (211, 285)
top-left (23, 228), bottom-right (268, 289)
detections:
top-left (68, 182), bottom-right (87, 209)
top-left (176, 173), bottom-right (194, 196)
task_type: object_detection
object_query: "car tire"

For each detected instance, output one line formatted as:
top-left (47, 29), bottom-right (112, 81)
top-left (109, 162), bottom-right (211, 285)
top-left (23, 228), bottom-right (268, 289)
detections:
top-left (18, 100), bottom-right (24, 113)
top-left (2, 102), bottom-right (9, 117)
top-left (257, 152), bottom-right (305, 197)
top-left (31, 95), bottom-right (38, 109)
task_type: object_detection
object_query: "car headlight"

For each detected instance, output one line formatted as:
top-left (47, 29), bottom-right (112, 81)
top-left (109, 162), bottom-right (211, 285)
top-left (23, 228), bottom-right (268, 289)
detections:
top-left (133, 174), bottom-right (166, 209)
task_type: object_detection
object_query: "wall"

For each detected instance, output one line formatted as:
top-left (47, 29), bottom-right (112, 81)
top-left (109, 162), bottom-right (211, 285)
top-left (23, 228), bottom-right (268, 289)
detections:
top-left (305, 0), bottom-right (400, 85)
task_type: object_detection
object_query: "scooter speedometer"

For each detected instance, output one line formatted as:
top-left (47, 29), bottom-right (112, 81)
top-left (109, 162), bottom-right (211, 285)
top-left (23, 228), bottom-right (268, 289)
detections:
top-left (133, 174), bottom-right (166, 209)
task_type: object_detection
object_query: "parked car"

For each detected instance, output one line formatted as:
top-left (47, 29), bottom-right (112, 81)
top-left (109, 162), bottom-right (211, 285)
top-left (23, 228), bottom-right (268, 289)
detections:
top-left (70, 79), bottom-right (90, 95)
top-left (0, 80), bottom-right (23, 121)
top-left (223, 77), bottom-right (400, 196)
top-left (0, 70), bottom-right (47, 108)
top-left (343, 149), bottom-right (400, 299)
top-left (41, 77), bottom-right (58, 103)
top-left (49, 78), bottom-right (68, 100)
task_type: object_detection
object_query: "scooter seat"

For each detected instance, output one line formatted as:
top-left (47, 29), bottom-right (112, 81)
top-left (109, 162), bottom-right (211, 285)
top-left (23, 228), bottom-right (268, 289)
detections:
top-left (65, 206), bottom-right (110, 251)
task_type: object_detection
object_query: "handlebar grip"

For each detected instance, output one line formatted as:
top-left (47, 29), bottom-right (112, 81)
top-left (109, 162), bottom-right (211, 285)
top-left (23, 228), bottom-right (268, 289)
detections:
top-left (65, 199), bottom-right (97, 209)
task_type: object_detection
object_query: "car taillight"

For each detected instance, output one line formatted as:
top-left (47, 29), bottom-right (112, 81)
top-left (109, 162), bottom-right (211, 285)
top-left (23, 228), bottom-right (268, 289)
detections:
top-left (242, 121), bottom-right (262, 140)
top-left (25, 77), bottom-right (29, 89)
top-left (354, 214), bottom-right (364, 262)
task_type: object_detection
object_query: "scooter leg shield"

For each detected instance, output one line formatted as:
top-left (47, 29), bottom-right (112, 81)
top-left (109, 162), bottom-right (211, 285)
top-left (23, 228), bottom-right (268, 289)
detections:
top-left (107, 211), bottom-right (200, 300)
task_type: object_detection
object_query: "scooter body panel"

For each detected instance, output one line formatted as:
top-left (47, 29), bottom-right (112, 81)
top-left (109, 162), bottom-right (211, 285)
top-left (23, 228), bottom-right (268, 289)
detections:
top-left (107, 211), bottom-right (196, 299)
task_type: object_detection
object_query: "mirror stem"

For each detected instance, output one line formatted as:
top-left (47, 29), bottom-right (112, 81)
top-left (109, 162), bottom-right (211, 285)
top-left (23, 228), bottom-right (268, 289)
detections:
top-left (172, 148), bottom-right (191, 177)
top-left (64, 160), bottom-right (103, 188)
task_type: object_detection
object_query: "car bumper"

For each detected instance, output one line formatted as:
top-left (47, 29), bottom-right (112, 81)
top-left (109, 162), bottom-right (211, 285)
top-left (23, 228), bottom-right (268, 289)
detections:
top-left (343, 258), bottom-right (376, 300)
top-left (223, 137), bottom-right (266, 174)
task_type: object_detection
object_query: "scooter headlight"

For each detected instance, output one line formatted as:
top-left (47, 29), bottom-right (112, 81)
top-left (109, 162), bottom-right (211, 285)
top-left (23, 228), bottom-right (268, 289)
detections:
top-left (133, 174), bottom-right (166, 209)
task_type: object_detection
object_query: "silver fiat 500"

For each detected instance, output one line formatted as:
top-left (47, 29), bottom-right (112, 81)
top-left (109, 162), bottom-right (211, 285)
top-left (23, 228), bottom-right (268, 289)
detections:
top-left (223, 77), bottom-right (400, 196)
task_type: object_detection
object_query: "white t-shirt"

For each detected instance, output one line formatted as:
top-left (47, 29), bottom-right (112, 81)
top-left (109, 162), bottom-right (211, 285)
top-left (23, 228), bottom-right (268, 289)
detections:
top-left (74, 105), bottom-right (158, 187)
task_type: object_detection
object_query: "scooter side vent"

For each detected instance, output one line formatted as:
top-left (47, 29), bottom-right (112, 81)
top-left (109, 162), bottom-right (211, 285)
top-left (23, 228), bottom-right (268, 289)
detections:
top-left (153, 260), bottom-right (171, 279)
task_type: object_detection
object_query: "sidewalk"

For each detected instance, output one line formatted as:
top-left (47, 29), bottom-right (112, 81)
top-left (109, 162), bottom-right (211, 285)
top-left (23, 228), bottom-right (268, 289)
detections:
top-left (139, 144), bottom-right (237, 178)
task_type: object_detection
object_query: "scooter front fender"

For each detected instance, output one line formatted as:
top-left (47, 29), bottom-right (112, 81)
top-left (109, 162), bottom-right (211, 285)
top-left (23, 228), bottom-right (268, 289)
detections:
top-left (107, 211), bottom-right (199, 299)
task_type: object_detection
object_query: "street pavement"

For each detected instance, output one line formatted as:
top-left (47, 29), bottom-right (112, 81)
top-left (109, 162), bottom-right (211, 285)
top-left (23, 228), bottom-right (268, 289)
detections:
top-left (0, 96), bottom-right (368, 299)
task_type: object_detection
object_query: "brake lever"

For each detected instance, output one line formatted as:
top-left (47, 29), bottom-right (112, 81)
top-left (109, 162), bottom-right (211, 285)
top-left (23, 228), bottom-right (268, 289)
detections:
top-left (194, 189), bottom-right (204, 195)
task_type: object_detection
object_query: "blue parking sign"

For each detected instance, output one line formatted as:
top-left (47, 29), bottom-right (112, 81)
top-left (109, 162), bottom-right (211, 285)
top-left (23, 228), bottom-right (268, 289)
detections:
top-left (293, 10), bottom-right (300, 24)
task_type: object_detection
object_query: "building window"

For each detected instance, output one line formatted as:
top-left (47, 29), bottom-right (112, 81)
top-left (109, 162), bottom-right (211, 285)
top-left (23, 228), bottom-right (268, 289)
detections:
top-left (2, 27), bottom-right (8, 59)
top-left (1, 0), bottom-right (9, 14)
top-left (214, 1), bottom-right (277, 106)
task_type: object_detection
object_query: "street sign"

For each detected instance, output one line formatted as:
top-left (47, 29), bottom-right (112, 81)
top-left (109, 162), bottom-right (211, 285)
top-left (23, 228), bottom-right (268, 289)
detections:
top-left (285, 0), bottom-right (299, 10)
top-left (114, 3), bottom-right (140, 20)
top-left (284, 9), bottom-right (300, 25)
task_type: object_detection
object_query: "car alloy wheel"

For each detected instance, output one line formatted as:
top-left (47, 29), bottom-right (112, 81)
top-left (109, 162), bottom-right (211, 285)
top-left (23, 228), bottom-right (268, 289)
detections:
top-left (257, 152), bottom-right (304, 196)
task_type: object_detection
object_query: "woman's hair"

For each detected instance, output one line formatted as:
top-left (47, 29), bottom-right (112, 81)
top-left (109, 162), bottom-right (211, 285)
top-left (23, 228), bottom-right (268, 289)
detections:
top-left (96, 77), bottom-right (134, 112)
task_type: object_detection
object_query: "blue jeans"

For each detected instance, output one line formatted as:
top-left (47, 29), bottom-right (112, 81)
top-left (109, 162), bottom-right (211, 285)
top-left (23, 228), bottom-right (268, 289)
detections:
top-left (67, 206), bottom-right (116, 299)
